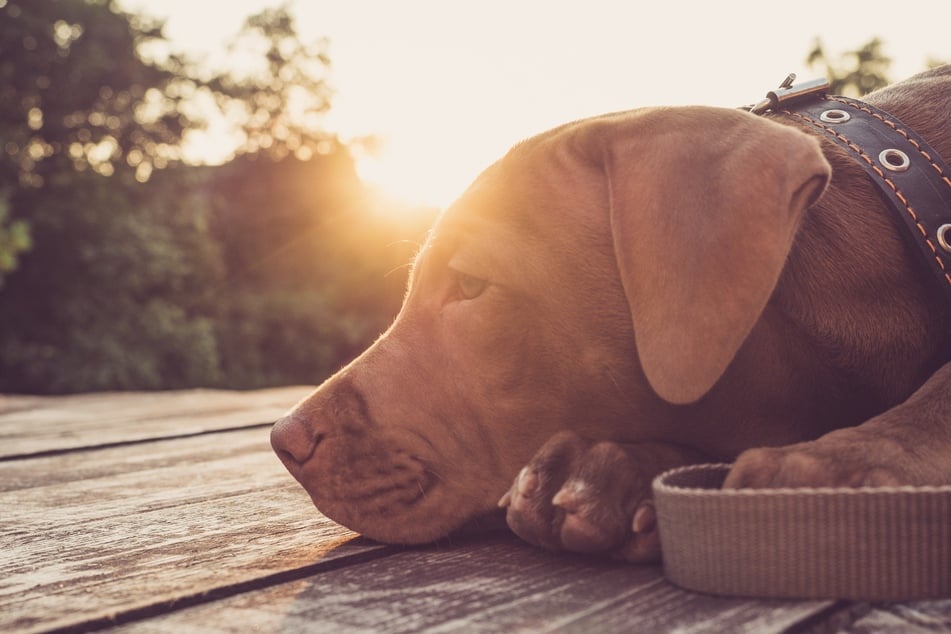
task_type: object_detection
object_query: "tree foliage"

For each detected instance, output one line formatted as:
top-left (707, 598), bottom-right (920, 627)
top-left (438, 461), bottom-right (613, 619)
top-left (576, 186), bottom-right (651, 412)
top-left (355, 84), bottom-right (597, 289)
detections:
top-left (0, 197), bottom-right (30, 284)
top-left (807, 37), bottom-right (893, 96)
top-left (2, 4), bottom-right (944, 394)
top-left (0, 0), bottom-right (192, 184)
top-left (208, 5), bottom-right (335, 160)
top-left (0, 0), bottom-right (435, 393)
top-left (0, 0), bottom-right (192, 285)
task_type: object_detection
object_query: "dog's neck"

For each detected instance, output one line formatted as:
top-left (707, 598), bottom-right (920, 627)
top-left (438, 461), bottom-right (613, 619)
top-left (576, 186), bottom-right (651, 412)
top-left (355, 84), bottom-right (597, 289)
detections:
top-left (748, 76), bottom-right (951, 312)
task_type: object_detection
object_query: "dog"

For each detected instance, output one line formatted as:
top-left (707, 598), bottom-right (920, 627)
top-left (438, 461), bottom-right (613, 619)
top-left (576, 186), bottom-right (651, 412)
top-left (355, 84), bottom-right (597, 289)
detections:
top-left (271, 66), bottom-right (951, 562)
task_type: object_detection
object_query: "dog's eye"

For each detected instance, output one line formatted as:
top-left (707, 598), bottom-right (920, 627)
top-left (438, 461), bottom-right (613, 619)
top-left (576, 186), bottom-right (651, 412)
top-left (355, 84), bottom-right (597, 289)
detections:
top-left (454, 270), bottom-right (488, 300)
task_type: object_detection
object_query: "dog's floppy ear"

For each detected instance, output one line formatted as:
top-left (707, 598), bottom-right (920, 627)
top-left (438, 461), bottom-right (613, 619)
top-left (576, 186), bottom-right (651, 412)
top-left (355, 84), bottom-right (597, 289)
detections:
top-left (598, 107), bottom-right (830, 404)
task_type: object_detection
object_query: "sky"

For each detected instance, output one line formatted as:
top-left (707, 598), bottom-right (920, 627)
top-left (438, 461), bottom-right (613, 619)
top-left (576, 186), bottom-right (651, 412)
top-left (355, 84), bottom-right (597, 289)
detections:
top-left (119, 0), bottom-right (950, 209)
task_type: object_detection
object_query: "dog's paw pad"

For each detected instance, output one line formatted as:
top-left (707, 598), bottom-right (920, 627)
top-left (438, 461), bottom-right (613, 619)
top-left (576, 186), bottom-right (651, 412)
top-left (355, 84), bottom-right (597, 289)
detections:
top-left (859, 467), bottom-right (902, 487)
top-left (725, 433), bottom-right (913, 489)
top-left (600, 501), bottom-right (660, 563)
top-left (559, 509), bottom-right (616, 553)
top-left (550, 478), bottom-right (618, 552)
top-left (502, 431), bottom-right (676, 560)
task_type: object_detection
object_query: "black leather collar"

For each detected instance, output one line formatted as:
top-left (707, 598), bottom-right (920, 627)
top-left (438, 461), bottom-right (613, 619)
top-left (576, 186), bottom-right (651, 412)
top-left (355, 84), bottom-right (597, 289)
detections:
top-left (746, 75), bottom-right (951, 308)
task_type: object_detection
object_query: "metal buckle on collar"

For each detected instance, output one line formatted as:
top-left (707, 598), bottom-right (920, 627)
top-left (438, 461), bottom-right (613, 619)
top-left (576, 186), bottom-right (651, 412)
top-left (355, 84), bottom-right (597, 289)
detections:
top-left (745, 73), bottom-right (951, 309)
top-left (745, 73), bottom-right (830, 115)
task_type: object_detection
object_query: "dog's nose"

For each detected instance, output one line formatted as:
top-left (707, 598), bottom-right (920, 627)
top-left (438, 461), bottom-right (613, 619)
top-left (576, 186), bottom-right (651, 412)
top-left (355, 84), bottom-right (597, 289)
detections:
top-left (270, 414), bottom-right (321, 466)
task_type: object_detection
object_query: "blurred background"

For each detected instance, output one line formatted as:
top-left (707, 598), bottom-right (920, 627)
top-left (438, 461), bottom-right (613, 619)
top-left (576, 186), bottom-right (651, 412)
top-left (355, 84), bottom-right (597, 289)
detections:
top-left (0, 0), bottom-right (947, 394)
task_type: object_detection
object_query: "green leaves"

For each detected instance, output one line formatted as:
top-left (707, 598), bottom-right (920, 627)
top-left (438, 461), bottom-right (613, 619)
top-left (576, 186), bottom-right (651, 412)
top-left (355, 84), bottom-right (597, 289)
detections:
top-left (807, 37), bottom-right (893, 97)
top-left (0, 194), bottom-right (31, 287)
top-left (207, 5), bottom-right (334, 161)
top-left (0, 0), bottom-right (435, 394)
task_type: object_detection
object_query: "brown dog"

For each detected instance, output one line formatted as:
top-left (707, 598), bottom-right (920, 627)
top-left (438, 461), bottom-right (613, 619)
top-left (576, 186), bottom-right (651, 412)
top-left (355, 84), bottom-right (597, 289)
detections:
top-left (271, 66), bottom-right (951, 562)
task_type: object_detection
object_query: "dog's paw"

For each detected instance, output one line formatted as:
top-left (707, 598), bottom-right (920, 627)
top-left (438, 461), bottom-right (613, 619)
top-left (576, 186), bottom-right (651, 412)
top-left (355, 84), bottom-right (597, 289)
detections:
top-left (723, 429), bottom-right (913, 489)
top-left (497, 431), bottom-right (661, 562)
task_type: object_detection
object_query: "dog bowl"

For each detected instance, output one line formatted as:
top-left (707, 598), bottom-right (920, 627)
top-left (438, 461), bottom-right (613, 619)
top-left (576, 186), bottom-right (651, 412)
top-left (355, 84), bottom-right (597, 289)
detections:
top-left (653, 463), bottom-right (951, 600)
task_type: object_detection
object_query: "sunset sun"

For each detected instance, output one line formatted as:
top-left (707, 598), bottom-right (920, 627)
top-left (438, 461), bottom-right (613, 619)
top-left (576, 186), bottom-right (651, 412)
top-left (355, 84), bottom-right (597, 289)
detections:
top-left (351, 135), bottom-right (484, 211)
top-left (121, 0), bottom-right (947, 216)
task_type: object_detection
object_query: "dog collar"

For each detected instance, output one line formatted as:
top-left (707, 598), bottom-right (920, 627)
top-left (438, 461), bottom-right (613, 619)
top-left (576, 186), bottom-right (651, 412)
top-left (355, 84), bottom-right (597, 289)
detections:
top-left (746, 75), bottom-right (951, 308)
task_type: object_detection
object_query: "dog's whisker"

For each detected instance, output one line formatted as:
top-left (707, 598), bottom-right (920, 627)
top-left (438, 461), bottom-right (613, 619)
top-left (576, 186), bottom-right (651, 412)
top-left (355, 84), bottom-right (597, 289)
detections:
top-left (385, 239), bottom-right (422, 250)
top-left (383, 261), bottom-right (413, 279)
top-left (268, 66), bottom-right (951, 565)
top-left (423, 466), bottom-right (446, 484)
top-left (604, 367), bottom-right (637, 410)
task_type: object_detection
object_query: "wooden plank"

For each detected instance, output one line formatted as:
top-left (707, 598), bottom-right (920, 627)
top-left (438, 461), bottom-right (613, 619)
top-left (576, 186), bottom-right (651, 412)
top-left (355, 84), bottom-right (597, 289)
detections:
top-left (842, 601), bottom-right (951, 632)
top-left (0, 427), bottom-right (383, 634)
top-left (9, 390), bottom-right (944, 633)
top-left (108, 536), bottom-right (840, 634)
top-left (0, 386), bottom-right (314, 458)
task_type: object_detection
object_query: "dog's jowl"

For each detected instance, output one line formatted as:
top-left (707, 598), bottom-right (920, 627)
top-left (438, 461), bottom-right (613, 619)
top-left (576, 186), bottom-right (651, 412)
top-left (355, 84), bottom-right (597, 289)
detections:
top-left (271, 66), bottom-right (951, 562)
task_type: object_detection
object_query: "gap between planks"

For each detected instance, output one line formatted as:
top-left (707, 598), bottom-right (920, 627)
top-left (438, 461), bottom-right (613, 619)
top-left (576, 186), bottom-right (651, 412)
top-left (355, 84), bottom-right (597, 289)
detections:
top-left (0, 385), bottom-right (315, 459)
top-left (0, 420), bottom-right (275, 463)
top-left (44, 545), bottom-right (403, 634)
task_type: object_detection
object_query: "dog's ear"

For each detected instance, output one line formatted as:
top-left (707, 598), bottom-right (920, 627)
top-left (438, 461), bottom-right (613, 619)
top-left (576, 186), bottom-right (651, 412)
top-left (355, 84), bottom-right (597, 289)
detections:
top-left (598, 107), bottom-right (830, 404)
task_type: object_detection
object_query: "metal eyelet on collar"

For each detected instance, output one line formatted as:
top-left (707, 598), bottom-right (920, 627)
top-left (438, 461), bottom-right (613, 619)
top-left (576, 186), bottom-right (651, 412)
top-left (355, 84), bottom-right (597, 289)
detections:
top-left (879, 148), bottom-right (911, 172)
top-left (747, 75), bottom-right (951, 306)
top-left (819, 109), bottom-right (851, 123)
top-left (938, 224), bottom-right (951, 253)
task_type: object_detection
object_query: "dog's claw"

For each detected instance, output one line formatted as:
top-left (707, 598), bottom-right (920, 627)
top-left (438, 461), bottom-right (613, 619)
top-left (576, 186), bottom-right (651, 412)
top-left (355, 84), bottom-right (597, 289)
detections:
top-left (550, 478), bottom-right (587, 511)
top-left (631, 501), bottom-right (656, 534)
top-left (500, 432), bottom-right (675, 562)
top-left (516, 467), bottom-right (539, 496)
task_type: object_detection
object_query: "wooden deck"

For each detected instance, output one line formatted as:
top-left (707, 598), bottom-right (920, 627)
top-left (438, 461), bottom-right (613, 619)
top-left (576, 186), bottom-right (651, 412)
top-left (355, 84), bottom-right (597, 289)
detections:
top-left (2, 388), bottom-right (949, 633)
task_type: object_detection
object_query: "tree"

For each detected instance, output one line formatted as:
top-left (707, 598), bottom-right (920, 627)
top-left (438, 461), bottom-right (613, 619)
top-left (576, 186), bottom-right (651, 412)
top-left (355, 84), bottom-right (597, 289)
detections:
top-left (926, 57), bottom-right (950, 70)
top-left (807, 37), bottom-right (892, 96)
top-left (0, 0), bottom-right (436, 393)
top-left (206, 5), bottom-right (335, 161)
top-left (0, 198), bottom-right (30, 287)
top-left (0, 166), bottom-right (223, 392)
top-left (0, 0), bottom-right (196, 185)
top-left (0, 0), bottom-right (220, 392)
top-left (0, 0), bottom-right (197, 282)
top-left (196, 7), bottom-right (436, 388)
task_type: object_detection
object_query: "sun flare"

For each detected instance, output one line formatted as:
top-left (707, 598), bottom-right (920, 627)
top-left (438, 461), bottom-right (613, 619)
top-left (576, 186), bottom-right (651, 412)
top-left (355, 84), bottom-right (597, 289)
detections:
top-left (354, 141), bottom-right (480, 211)
top-left (122, 0), bottom-right (947, 218)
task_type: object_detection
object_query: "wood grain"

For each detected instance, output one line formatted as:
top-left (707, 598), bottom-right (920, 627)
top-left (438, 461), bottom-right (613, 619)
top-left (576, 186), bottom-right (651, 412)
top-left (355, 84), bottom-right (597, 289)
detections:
top-left (0, 427), bottom-right (380, 634)
top-left (0, 386), bottom-right (314, 458)
top-left (109, 536), bottom-right (839, 634)
top-left (7, 390), bottom-right (951, 633)
top-left (842, 601), bottom-right (951, 633)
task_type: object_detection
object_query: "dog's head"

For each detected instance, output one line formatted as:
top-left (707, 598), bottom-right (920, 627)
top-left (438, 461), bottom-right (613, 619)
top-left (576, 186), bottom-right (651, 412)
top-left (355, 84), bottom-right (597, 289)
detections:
top-left (271, 106), bottom-right (830, 543)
